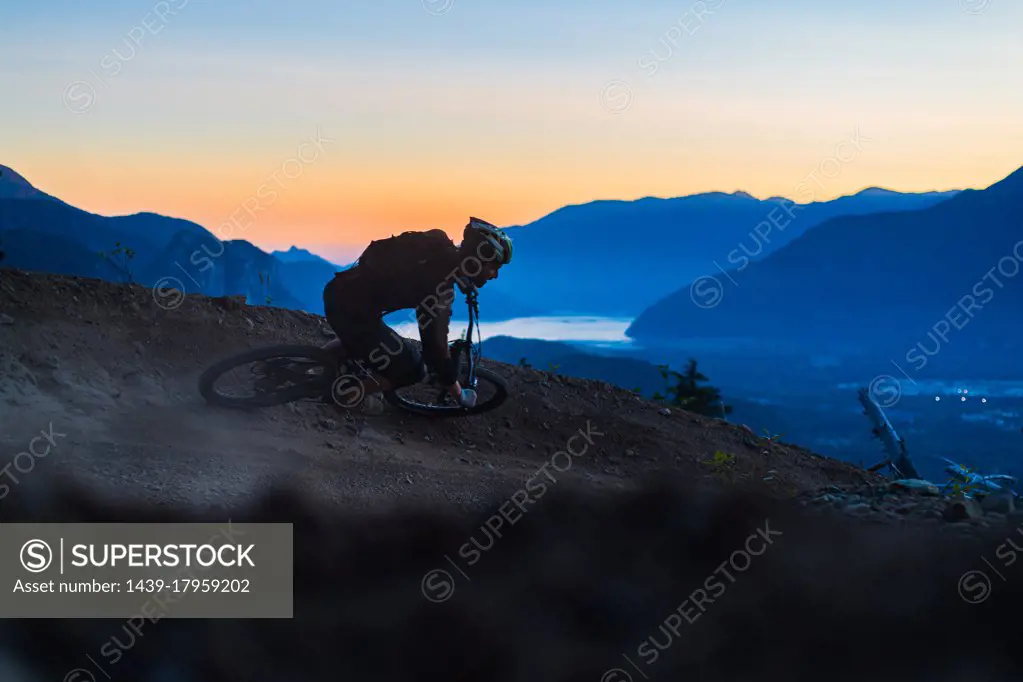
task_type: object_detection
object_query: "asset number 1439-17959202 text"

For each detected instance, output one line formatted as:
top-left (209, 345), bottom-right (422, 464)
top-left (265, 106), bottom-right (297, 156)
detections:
top-left (127, 578), bottom-right (251, 593)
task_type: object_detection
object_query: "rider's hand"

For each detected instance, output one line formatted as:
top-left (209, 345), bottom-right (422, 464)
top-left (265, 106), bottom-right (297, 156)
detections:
top-left (447, 382), bottom-right (476, 408)
top-left (458, 388), bottom-right (478, 408)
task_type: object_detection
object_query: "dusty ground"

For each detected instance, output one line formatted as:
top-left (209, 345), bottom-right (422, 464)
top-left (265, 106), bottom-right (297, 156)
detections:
top-left (0, 269), bottom-right (880, 515)
top-left (2, 270), bottom-right (1020, 682)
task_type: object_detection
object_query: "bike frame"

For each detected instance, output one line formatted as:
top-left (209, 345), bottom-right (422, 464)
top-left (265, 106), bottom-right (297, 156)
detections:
top-left (448, 286), bottom-right (483, 391)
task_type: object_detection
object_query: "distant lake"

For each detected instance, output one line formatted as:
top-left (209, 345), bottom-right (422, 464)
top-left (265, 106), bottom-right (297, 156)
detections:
top-left (392, 315), bottom-right (786, 352)
top-left (391, 315), bottom-right (636, 344)
top-left (391, 314), bottom-right (853, 355)
top-left (388, 314), bottom-right (1023, 410)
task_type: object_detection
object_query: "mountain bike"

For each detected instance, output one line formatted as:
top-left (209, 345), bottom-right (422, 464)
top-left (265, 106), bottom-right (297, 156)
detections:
top-left (197, 288), bottom-right (508, 418)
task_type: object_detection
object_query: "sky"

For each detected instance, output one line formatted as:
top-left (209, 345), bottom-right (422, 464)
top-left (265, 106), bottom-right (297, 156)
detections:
top-left (2, 0), bottom-right (1022, 263)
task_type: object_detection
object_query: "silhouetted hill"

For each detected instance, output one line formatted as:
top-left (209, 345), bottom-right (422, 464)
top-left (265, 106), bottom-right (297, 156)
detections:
top-left (272, 247), bottom-right (352, 312)
top-left (0, 196), bottom-right (149, 254)
top-left (627, 165), bottom-right (1023, 356)
top-left (0, 167), bottom-right (298, 301)
top-left (0, 166), bottom-right (209, 258)
top-left (275, 258), bottom-right (344, 312)
top-left (0, 165), bottom-right (541, 320)
top-left (491, 188), bottom-right (959, 315)
top-left (0, 197), bottom-right (305, 309)
top-left (0, 165), bottom-right (65, 202)
top-left (0, 228), bottom-right (119, 280)
top-left (272, 246), bottom-right (341, 267)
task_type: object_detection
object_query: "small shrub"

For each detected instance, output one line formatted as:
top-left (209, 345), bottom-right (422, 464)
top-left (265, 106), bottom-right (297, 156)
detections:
top-left (257, 271), bottom-right (273, 305)
top-left (97, 241), bottom-right (136, 284)
top-left (703, 450), bottom-right (737, 482)
top-left (759, 428), bottom-right (785, 453)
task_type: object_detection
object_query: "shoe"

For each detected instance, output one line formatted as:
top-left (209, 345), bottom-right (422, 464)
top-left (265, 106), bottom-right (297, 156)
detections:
top-left (359, 393), bottom-right (385, 416)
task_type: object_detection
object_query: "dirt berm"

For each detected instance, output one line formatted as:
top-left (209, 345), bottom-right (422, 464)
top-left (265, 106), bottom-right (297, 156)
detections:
top-left (0, 269), bottom-right (878, 511)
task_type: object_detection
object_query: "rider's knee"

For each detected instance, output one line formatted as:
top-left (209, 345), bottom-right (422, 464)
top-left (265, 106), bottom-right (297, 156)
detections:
top-left (383, 348), bottom-right (425, 389)
top-left (395, 359), bottom-right (426, 388)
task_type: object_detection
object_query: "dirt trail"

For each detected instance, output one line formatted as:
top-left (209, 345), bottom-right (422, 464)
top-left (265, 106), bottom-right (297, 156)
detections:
top-left (2, 270), bottom-right (1017, 682)
top-left (0, 270), bottom-right (878, 512)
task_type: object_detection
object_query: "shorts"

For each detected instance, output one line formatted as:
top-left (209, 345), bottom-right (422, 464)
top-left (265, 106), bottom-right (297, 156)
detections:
top-left (322, 278), bottom-right (426, 388)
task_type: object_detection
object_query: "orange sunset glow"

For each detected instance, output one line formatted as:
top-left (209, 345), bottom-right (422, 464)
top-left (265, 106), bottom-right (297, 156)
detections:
top-left (3, 1), bottom-right (1021, 263)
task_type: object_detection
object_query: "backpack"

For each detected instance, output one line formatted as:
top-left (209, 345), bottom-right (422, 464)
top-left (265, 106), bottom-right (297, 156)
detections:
top-left (356, 229), bottom-right (455, 280)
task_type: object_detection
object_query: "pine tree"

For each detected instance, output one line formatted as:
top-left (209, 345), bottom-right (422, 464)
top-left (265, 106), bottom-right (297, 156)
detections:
top-left (656, 358), bottom-right (732, 418)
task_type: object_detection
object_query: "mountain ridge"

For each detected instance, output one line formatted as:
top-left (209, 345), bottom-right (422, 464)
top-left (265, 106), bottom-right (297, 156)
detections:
top-left (0, 164), bottom-right (539, 320)
top-left (0, 164), bottom-right (63, 203)
top-left (489, 186), bottom-right (963, 316)
top-left (626, 163), bottom-right (1023, 352)
top-left (3, 162), bottom-right (994, 324)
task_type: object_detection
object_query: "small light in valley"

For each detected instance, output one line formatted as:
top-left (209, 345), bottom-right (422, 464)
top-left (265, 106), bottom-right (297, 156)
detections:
top-left (935, 396), bottom-right (941, 401)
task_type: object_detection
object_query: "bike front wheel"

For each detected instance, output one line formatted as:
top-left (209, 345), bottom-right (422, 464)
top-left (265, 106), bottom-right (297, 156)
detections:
top-left (383, 366), bottom-right (508, 418)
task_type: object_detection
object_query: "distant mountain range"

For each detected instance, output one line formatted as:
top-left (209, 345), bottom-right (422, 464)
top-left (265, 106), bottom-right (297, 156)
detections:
top-left (627, 165), bottom-right (1023, 358)
top-left (489, 187), bottom-right (960, 316)
top-left (0, 170), bottom-right (303, 309)
top-left (0, 165), bottom-right (535, 321)
top-left (6, 162), bottom-right (1003, 343)
top-left (271, 246), bottom-right (341, 268)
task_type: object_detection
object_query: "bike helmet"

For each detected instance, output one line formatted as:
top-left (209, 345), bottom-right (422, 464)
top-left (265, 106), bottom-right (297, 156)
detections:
top-left (463, 217), bottom-right (513, 266)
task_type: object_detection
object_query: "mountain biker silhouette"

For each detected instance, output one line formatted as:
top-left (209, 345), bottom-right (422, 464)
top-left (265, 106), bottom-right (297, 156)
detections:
top-left (322, 217), bottom-right (513, 412)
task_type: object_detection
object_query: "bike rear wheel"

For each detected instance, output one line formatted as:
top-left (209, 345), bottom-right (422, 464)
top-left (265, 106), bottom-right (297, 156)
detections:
top-left (383, 366), bottom-right (508, 418)
top-left (198, 345), bottom-right (335, 409)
